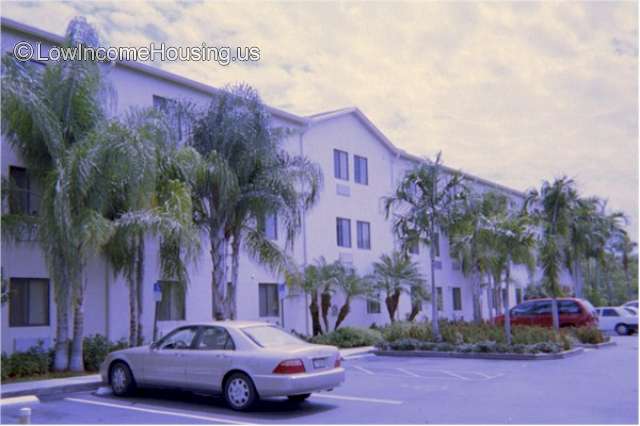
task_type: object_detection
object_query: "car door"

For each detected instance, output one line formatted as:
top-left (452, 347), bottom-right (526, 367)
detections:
top-left (600, 308), bottom-right (620, 331)
top-left (531, 300), bottom-right (553, 327)
top-left (511, 301), bottom-right (535, 326)
top-left (186, 326), bottom-right (235, 391)
top-left (558, 300), bottom-right (581, 327)
top-left (143, 326), bottom-right (198, 387)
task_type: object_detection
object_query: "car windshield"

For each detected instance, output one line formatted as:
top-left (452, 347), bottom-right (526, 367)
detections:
top-left (243, 325), bottom-right (304, 348)
top-left (624, 307), bottom-right (638, 316)
top-left (581, 299), bottom-right (597, 315)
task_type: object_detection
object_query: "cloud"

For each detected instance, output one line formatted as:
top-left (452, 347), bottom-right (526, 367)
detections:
top-left (2, 0), bottom-right (637, 237)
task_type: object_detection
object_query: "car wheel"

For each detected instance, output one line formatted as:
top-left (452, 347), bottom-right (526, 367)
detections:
top-left (287, 393), bottom-right (311, 403)
top-left (224, 372), bottom-right (257, 411)
top-left (110, 362), bottom-right (136, 396)
top-left (615, 323), bottom-right (629, 336)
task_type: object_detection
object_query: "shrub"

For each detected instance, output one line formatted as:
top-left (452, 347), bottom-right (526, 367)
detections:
top-left (379, 321), bottom-right (433, 342)
top-left (310, 327), bottom-right (383, 348)
top-left (3, 342), bottom-right (51, 378)
top-left (572, 326), bottom-right (606, 344)
top-left (83, 335), bottom-right (129, 372)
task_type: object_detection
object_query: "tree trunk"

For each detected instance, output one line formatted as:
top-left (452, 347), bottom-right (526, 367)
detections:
top-left (407, 301), bottom-right (421, 322)
top-left (504, 264), bottom-right (512, 345)
top-left (69, 276), bottom-right (85, 372)
top-left (486, 274), bottom-right (495, 324)
top-left (472, 272), bottom-right (482, 324)
top-left (334, 296), bottom-right (351, 330)
top-left (551, 296), bottom-right (560, 330)
top-left (309, 290), bottom-right (322, 336)
top-left (136, 236), bottom-right (144, 345)
top-left (385, 289), bottom-right (401, 323)
top-left (321, 291), bottom-right (332, 332)
top-left (210, 226), bottom-right (227, 320)
top-left (225, 234), bottom-right (241, 320)
top-left (128, 274), bottom-right (139, 347)
top-left (53, 280), bottom-right (70, 371)
top-left (429, 243), bottom-right (441, 340)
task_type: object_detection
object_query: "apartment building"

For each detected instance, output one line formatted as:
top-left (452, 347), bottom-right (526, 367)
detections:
top-left (0, 18), bottom-right (575, 353)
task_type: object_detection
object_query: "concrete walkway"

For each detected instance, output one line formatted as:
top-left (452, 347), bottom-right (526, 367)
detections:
top-left (1, 346), bottom-right (375, 399)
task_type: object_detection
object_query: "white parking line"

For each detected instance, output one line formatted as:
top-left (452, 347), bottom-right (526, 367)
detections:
top-left (0, 395), bottom-right (40, 406)
top-left (396, 368), bottom-right (421, 378)
top-left (352, 365), bottom-right (375, 375)
top-left (313, 394), bottom-right (403, 405)
top-left (65, 397), bottom-right (257, 425)
top-left (441, 370), bottom-right (470, 381)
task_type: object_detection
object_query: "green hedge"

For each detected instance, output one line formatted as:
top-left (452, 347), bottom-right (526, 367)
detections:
top-left (310, 327), bottom-right (383, 348)
top-left (380, 338), bottom-right (564, 354)
top-left (2, 335), bottom-right (128, 381)
top-left (571, 326), bottom-right (607, 344)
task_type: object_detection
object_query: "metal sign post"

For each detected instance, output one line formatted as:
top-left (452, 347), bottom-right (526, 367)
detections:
top-left (152, 281), bottom-right (162, 342)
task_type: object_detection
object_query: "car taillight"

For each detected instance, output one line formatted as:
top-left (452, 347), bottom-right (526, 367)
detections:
top-left (335, 357), bottom-right (341, 368)
top-left (273, 359), bottom-right (305, 374)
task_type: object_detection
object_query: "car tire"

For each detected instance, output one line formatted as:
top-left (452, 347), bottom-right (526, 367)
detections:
top-left (110, 361), bottom-right (136, 396)
top-left (615, 323), bottom-right (629, 336)
top-left (224, 372), bottom-right (257, 411)
top-left (287, 393), bottom-right (311, 403)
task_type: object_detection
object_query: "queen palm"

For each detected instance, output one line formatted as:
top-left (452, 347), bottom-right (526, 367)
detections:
top-left (370, 252), bottom-right (425, 323)
top-left (1, 18), bottom-right (115, 370)
top-left (385, 153), bottom-right (466, 340)
top-left (189, 84), bottom-right (321, 320)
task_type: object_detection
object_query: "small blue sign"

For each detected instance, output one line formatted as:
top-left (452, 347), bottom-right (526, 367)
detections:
top-left (278, 283), bottom-right (287, 298)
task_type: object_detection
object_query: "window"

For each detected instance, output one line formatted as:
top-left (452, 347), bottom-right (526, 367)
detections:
top-left (158, 281), bottom-right (185, 321)
top-left (516, 288), bottom-right (523, 304)
top-left (243, 325), bottom-right (303, 348)
top-left (333, 149), bottom-right (349, 180)
top-left (436, 287), bottom-right (443, 311)
top-left (512, 301), bottom-right (535, 316)
top-left (559, 300), bottom-right (581, 314)
top-left (336, 217), bottom-right (352, 248)
top-left (8, 166), bottom-right (38, 215)
top-left (601, 308), bottom-right (619, 317)
top-left (9, 278), bottom-right (49, 327)
top-left (157, 326), bottom-right (197, 350)
top-left (356, 221), bottom-right (371, 250)
top-left (258, 212), bottom-right (278, 240)
top-left (367, 295), bottom-right (381, 314)
top-left (354, 155), bottom-right (368, 185)
top-left (408, 240), bottom-right (420, 255)
top-left (531, 301), bottom-right (552, 315)
top-left (452, 287), bottom-right (462, 311)
top-left (153, 95), bottom-right (188, 142)
top-left (432, 233), bottom-right (440, 258)
top-left (259, 283), bottom-right (279, 317)
top-left (196, 327), bottom-right (235, 350)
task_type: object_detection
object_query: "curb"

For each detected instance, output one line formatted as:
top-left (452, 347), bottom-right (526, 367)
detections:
top-left (374, 347), bottom-right (584, 361)
top-left (576, 340), bottom-right (616, 349)
top-left (1, 380), bottom-right (102, 399)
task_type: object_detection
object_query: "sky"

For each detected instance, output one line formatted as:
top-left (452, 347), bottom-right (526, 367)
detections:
top-left (3, 1), bottom-right (638, 238)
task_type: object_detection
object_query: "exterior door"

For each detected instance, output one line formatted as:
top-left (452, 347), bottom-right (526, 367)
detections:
top-left (143, 326), bottom-right (198, 387)
top-left (186, 326), bottom-right (235, 391)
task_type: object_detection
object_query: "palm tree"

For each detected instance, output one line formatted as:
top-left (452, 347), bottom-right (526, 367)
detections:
top-left (334, 266), bottom-right (372, 330)
top-left (188, 84), bottom-right (321, 320)
top-left (1, 17), bottom-right (114, 371)
top-left (407, 284), bottom-right (430, 322)
top-left (525, 177), bottom-right (578, 330)
top-left (286, 257), bottom-right (341, 335)
top-left (384, 153), bottom-right (466, 340)
top-left (611, 230), bottom-right (637, 301)
top-left (370, 252), bottom-right (425, 323)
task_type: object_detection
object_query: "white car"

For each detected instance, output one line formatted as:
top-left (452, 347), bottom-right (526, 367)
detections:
top-left (100, 321), bottom-right (345, 410)
top-left (594, 307), bottom-right (638, 336)
top-left (622, 300), bottom-right (638, 309)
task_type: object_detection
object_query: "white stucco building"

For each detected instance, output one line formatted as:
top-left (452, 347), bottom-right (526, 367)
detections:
top-left (0, 18), bottom-right (575, 354)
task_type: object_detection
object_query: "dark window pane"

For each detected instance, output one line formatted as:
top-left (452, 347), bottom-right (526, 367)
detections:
top-left (9, 278), bottom-right (49, 327)
top-left (9, 167), bottom-right (29, 215)
top-left (367, 295), bottom-right (381, 314)
top-left (354, 155), bottom-right (368, 185)
top-left (333, 149), bottom-right (349, 180)
top-left (559, 301), bottom-right (581, 314)
top-left (452, 287), bottom-right (462, 311)
top-left (337, 218), bottom-right (351, 248)
top-left (357, 221), bottom-right (371, 249)
top-left (159, 281), bottom-right (185, 321)
top-left (197, 327), bottom-right (235, 350)
top-left (259, 283), bottom-right (279, 317)
top-left (432, 233), bottom-right (440, 257)
top-left (436, 287), bottom-right (443, 311)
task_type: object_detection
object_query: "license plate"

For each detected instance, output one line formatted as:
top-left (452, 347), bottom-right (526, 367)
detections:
top-left (313, 358), bottom-right (327, 369)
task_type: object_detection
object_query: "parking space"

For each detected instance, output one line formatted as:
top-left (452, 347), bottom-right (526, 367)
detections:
top-left (1, 336), bottom-right (637, 424)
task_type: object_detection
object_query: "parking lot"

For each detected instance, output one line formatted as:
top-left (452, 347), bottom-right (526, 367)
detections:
top-left (2, 336), bottom-right (637, 424)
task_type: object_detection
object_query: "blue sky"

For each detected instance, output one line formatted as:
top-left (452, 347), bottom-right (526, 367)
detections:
top-left (3, 1), bottom-right (638, 237)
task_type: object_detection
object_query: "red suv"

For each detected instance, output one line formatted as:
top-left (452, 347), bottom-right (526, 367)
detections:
top-left (496, 297), bottom-right (598, 328)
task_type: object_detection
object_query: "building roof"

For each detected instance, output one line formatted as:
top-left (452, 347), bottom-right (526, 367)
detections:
top-left (0, 16), bottom-right (525, 198)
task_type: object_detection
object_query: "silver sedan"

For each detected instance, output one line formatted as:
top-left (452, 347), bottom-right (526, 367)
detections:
top-left (99, 321), bottom-right (345, 410)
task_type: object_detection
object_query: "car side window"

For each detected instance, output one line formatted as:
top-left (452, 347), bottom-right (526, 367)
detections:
top-left (196, 327), bottom-right (236, 350)
top-left (532, 301), bottom-right (551, 315)
top-left (158, 327), bottom-right (197, 350)
top-left (512, 302), bottom-right (534, 316)
top-left (559, 301), bottom-right (581, 314)
top-left (602, 309), bottom-right (619, 317)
